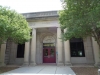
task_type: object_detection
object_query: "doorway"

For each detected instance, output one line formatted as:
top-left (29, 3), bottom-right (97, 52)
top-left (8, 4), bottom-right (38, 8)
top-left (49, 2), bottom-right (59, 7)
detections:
top-left (43, 43), bottom-right (56, 63)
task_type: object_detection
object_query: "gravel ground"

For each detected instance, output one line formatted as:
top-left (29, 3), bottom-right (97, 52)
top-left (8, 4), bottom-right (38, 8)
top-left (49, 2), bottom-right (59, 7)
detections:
top-left (0, 67), bottom-right (18, 74)
top-left (71, 67), bottom-right (98, 75)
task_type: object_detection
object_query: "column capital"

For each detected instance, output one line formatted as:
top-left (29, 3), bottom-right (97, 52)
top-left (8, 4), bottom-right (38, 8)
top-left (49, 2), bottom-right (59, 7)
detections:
top-left (64, 28), bottom-right (67, 31)
top-left (57, 27), bottom-right (61, 28)
top-left (32, 28), bottom-right (36, 29)
top-left (31, 28), bottom-right (36, 35)
top-left (2, 41), bottom-right (7, 44)
top-left (32, 27), bottom-right (37, 30)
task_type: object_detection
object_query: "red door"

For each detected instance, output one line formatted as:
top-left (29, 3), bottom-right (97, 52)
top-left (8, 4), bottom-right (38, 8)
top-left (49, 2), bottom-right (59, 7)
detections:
top-left (43, 48), bottom-right (56, 63)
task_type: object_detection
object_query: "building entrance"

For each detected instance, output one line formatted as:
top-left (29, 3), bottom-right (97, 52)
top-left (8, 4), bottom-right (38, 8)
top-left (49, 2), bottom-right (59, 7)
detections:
top-left (43, 43), bottom-right (56, 63)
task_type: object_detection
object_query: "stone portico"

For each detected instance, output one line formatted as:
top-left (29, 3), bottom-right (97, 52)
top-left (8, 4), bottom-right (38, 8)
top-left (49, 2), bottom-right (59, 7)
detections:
top-left (0, 11), bottom-right (100, 66)
top-left (23, 19), bottom-right (69, 66)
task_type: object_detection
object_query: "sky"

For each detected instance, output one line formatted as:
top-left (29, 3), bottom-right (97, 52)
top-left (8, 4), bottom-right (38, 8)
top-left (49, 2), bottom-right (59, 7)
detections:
top-left (0, 0), bottom-right (63, 13)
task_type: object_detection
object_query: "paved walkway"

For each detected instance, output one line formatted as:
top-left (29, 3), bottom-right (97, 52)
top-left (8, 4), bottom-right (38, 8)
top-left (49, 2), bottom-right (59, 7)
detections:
top-left (1, 65), bottom-right (76, 75)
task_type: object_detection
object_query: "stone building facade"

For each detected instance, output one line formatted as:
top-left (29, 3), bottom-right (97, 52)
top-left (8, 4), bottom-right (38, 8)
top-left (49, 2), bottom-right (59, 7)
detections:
top-left (0, 11), bottom-right (100, 66)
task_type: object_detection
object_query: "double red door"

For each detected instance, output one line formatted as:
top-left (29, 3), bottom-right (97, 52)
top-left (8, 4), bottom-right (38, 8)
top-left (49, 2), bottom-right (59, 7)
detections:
top-left (43, 48), bottom-right (56, 63)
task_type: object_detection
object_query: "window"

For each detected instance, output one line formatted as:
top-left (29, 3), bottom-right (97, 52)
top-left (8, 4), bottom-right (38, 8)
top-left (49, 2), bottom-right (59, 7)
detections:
top-left (44, 49), bottom-right (48, 56)
top-left (43, 43), bottom-right (55, 48)
top-left (50, 49), bottom-right (54, 57)
top-left (70, 38), bottom-right (85, 57)
top-left (17, 43), bottom-right (25, 58)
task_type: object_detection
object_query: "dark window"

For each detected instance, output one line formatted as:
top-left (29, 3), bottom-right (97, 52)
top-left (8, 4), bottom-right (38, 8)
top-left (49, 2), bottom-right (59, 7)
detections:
top-left (17, 43), bottom-right (25, 58)
top-left (70, 38), bottom-right (85, 57)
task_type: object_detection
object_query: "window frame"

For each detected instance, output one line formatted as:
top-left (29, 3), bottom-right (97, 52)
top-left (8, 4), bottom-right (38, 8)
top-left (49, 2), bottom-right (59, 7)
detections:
top-left (70, 38), bottom-right (85, 57)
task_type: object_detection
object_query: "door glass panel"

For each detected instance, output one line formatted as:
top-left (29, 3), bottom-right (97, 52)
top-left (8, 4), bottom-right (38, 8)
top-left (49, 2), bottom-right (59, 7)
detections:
top-left (44, 49), bottom-right (48, 56)
top-left (50, 49), bottom-right (54, 57)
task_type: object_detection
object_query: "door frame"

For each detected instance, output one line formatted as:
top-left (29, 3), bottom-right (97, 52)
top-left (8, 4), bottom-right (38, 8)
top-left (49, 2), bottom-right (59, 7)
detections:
top-left (42, 43), bottom-right (56, 63)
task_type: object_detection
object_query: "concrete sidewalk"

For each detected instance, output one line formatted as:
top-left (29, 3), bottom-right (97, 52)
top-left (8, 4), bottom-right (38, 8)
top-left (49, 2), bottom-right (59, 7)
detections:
top-left (1, 65), bottom-right (76, 75)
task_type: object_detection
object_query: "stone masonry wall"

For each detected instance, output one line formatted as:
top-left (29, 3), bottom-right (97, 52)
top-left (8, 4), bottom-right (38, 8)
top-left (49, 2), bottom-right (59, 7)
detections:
top-left (5, 39), bottom-right (12, 64)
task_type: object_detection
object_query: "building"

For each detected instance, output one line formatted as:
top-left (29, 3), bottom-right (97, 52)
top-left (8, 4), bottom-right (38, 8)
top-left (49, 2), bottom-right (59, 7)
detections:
top-left (0, 11), bottom-right (100, 66)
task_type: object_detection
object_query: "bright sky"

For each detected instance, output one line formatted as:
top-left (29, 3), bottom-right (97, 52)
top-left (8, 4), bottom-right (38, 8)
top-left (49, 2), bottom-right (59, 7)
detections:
top-left (0, 0), bottom-right (62, 13)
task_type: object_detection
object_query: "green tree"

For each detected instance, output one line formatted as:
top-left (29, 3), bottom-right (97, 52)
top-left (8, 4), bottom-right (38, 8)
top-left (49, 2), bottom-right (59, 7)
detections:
top-left (0, 6), bottom-right (31, 44)
top-left (59, 0), bottom-right (100, 49)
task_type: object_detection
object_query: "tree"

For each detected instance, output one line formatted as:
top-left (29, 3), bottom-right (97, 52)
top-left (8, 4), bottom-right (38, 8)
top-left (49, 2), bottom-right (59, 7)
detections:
top-left (59, 0), bottom-right (100, 49)
top-left (0, 6), bottom-right (31, 44)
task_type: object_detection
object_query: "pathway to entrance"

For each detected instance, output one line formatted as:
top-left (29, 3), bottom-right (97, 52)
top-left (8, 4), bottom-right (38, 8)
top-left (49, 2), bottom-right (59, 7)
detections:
top-left (1, 65), bottom-right (76, 75)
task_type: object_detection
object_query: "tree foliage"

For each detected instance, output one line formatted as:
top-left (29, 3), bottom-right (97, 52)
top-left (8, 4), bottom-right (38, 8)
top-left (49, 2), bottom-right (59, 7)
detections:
top-left (0, 6), bottom-right (31, 44)
top-left (59, 0), bottom-right (100, 48)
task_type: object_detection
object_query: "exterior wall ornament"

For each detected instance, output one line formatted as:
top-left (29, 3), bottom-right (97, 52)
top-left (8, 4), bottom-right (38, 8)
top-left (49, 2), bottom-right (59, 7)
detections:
top-left (43, 36), bottom-right (55, 43)
top-left (39, 33), bottom-right (56, 43)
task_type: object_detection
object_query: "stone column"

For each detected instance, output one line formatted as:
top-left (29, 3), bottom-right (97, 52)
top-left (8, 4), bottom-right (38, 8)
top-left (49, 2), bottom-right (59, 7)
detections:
top-left (0, 43), bottom-right (6, 66)
top-left (57, 27), bottom-right (63, 65)
top-left (30, 28), bottom-right (36, 66)
top-left (92, 37), bottom-right (100, 66)
top-left (64, 29), bottom-right (71, 66)
top-left (23, 42), bottom-right (30, 66)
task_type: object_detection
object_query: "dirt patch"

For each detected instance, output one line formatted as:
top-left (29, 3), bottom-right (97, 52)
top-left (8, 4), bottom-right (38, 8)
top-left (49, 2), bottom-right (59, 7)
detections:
top-left (0, 67), bottom-right (18, 74)
top-left (71, 67), bottom-right (98, 75)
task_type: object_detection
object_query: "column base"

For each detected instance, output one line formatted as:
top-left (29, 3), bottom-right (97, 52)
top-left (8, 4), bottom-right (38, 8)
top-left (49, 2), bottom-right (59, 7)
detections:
top-left (0, 63), bottom-right (6, 67)
top-left (29, 63), bottom-right (36, 66)
top-left (22, 63), bottom-right (29, 67)
top-left (65, 63), bottom-right (72, 66)
top-left (57, 63), bottom-right (64, 66)
top-left (94, 62), bottom-right (100, 67)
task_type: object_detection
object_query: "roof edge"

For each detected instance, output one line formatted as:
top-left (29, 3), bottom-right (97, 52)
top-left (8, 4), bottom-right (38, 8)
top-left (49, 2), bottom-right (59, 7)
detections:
top-left (22, 10), bottom-right (59, 19)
